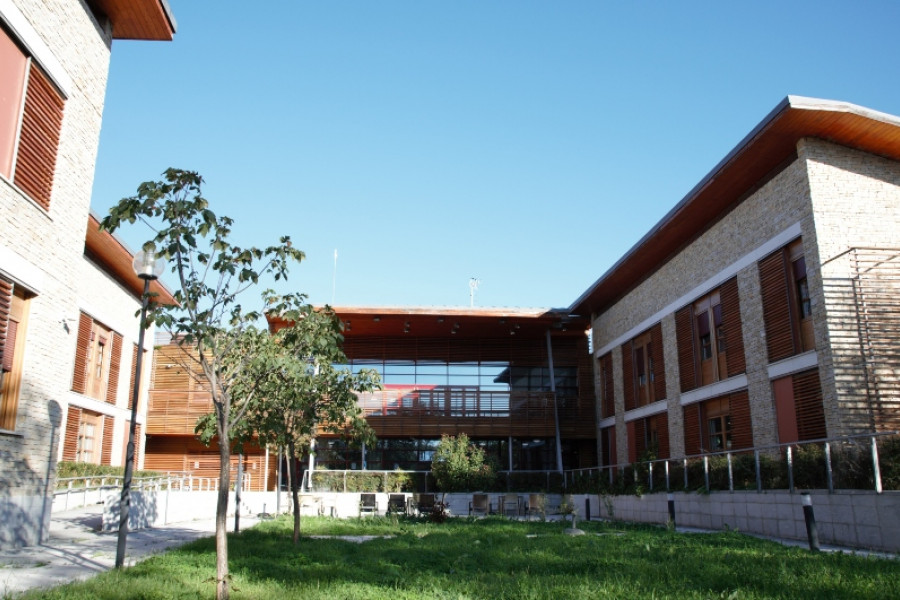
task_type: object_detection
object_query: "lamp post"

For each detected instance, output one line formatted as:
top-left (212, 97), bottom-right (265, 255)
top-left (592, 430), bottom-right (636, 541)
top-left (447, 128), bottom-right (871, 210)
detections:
top-left (115, 249), bottom-right (165, 569)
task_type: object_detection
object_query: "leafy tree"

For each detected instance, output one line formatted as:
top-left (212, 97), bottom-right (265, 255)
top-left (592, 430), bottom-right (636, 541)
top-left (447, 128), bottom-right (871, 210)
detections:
top-left (208, 299), bottom-right (380, 544)
top-left (101, 169), bottom-right (304, 600)
top-left (431, 434), bottom-right (497, 492)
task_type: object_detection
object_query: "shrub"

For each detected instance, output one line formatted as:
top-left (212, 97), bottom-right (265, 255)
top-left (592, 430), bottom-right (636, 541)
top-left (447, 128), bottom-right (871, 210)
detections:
top-left (430, 434), bottom-right (497, 492)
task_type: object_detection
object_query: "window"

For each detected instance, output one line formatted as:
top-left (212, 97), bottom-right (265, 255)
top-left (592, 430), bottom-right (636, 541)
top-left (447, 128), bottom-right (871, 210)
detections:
top-left (622, 323), bottom-right (666, 410)
top-left (626, 412), bottom-right (669, 462)
top-left (683, 390), bottom-right (752, 455)
top-left (0, 276), bottom-right (30, 430)
top-left (0, 25), bottom-right (65, 210)
top-left (76, 411), bottom-right (101, 463)
top-left (72, 313), bottom-right (123, 403)
top-left (759, 238), bottom-right (815, 362)
top-left (675, 278), bottom-right (745, 393)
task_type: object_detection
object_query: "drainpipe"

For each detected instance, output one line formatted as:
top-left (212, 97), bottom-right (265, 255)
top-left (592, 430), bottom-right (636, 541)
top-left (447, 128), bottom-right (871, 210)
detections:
top-left (546, 329), bottom-right (564, 473)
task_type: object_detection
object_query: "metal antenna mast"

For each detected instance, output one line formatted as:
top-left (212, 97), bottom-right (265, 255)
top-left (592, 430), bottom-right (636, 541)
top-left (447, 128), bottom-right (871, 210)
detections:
top-left (469, 277), bottom-right (480, 307)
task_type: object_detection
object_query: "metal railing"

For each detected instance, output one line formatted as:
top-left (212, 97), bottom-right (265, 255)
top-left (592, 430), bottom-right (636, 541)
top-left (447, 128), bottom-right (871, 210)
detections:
top-left (54, 471), bottom-right (253, 510)
top-left (564, 431), bottom-right (899, 494)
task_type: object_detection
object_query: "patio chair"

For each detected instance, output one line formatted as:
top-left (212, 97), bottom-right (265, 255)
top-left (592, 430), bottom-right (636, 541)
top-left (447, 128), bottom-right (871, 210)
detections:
top-left (387, 493), bottom-right (406, 515)
top-left (525, 493), bottom-right (546, 520)
top-left (468, 493), bottom-right (490, 516)
top-left (359, 493), bottom-right (377, 517)
top-left (498, 494), bottom-right (522, 518)
top-left (410, 493), bottom-right (436, 516)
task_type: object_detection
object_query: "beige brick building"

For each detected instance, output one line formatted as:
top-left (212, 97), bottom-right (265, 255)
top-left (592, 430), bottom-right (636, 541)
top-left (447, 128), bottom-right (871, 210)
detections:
top-left (0, 0), bottom-right (174, 548)
top-left (574, 97), bottom-right (900, 467)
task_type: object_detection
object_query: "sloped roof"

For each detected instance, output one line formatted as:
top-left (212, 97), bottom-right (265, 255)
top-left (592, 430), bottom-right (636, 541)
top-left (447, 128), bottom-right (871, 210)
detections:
top-left (569, 96), bottom-right (900, 317)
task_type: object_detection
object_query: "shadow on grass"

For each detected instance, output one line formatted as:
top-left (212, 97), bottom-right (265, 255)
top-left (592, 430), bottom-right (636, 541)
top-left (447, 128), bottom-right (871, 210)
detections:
top-left (18, 517), bottom-right (900, 599)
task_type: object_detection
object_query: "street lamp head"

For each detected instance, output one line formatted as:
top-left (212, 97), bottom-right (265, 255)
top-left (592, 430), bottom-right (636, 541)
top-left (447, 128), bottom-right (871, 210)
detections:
top-left (132, 249), bottom-right (166, 280)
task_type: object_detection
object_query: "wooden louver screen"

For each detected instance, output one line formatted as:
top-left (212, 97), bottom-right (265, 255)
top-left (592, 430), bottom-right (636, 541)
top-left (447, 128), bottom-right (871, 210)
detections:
top-left (793, 369), bottom-right (826, 441)
top-left (14, 63), bottom-right (64, 211)
top-left (650, 323), bottom-right (667, 400)
top-left (599, 352), bottom-right (614, 418)
top-left (759, 249), bottom-right (796, 362)
top-left (675, 306), bottom-right (697, 392)
top-left (728, 390), bottom-right (753, 450)
top-left (683, 403), bottom-right (701, 456)
top-left (621, 340), bottom-right (635, 411)
top-left (105, 333), bottom-right (123, 405)
top-left (654, 413), bottom-right (670, 459)
top-left (71, 313), bottom-right (91, 393)
top-left (100, 415), bottom-right (114, 465)
top-left (0, 278), bottom-right (11, 370)
top-left (719, 278), bottom-right (746, 377)
top-left (62, 406), bottom-right (81, 461)
top-left (128, 344), bottom-right (139, 410)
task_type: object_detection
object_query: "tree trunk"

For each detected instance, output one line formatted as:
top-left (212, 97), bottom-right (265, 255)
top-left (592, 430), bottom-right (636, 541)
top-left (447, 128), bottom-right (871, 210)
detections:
top-left (289, 442), bottom-right (301, 544)
top-left (215, 428), bottom-right (231, 599)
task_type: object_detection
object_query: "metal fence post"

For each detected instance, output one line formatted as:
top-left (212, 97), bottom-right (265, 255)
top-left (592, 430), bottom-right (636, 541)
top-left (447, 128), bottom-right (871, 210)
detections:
top-left (755, 450), bottom-right (762, 493)
top-left (649, 462), bottom-right (654, 492)
top-left (703, 456), bottom-right (709, 491)
top-left (727, 452), bottom-right (734, 492)
top-left (872, 436), bottom-right (883, 494)
top-left (787, 446), bottom-right (794, 493)
top-left (824, 442), bottom-right (834, 493)
top-left (683, 458), bottom-right (688, 490)
top-left (665, 460), bottom-right (670, 491)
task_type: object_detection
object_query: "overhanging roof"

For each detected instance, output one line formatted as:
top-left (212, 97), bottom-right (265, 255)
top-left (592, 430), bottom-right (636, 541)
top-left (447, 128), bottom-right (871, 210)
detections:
top-left (268, 306), bottom-right (588, 339)
top-left (569, 96), bottom-right (900, 317)
top-left (86, 0), bottom-right (176, 40)
top-left (84, 214), bottom-right (176, 305)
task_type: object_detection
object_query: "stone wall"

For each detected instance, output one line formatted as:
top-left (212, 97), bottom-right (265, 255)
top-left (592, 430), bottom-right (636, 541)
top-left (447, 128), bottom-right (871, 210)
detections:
top-left (0, 0), bottom-right (112, 548)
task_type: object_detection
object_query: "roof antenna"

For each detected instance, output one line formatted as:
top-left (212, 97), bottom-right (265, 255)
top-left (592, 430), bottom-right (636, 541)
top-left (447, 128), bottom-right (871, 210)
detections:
top-left (469, 277), bottom-right (480, 307)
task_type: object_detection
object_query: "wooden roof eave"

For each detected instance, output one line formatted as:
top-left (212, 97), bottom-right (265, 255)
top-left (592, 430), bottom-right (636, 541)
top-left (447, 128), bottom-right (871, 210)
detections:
top-left (84, 214), bottom-right (177, 305)
top-left (86, 0), bottom-right (176, 41)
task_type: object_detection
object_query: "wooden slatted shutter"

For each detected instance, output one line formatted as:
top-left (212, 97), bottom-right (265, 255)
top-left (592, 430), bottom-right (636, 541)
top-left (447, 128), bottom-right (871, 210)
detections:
top-left (683, 403), bottom-right (701, 455)
top-left (621, 341), bottom-right (635, 411)
top-left (71, 313), bottom-right (92, 393)
top-left (128, 343), bottom-right (139, 410)
top-left (633, 418), bottom-right (646, 459)
top-left (759, 249), bottom-right (797, 362)
top-left (626, 420), bottom-right (637, 463)
top-left (100, 415), bottom-right (114, 465)
top-left (62, 406), bottom-right (81, 461)
top-left (0, 278), bottom-right (11, 369)
top-left (105, 332), bottom-right (123, 405)
top-left (599, 352), bottom-right (614, 418)
top-left (719, 278), bottom-right (746, 377)
top-left (675, 306), bottom-right (697, 392)
top-left (655, 413), bottom-right (670, 459)
top-left (14, 63), bottom-right (64, 211)
top-left (650, 322), bottom-right (666, 400)
top-left (793, 369), bottom-right (826, 441)
top-left (728, 390), bottom-right (753, 450)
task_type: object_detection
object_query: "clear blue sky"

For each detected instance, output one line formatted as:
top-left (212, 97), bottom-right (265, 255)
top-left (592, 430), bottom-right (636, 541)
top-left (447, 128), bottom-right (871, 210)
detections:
top-left (90, 1), bottom-right (900, 310)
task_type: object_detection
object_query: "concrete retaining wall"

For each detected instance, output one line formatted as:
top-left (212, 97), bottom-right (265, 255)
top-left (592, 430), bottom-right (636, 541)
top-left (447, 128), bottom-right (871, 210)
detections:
top-left (571, 490), bottom-right (900, 553)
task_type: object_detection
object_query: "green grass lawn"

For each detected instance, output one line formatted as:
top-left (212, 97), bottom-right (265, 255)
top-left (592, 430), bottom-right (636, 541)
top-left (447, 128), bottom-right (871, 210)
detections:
top-left (17, 516), bottom-right (900, 599)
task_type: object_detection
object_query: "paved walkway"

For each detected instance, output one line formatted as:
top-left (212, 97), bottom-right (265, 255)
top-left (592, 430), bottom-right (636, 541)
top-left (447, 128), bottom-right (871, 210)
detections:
top-left (0, 504), bottom-right (258, 596)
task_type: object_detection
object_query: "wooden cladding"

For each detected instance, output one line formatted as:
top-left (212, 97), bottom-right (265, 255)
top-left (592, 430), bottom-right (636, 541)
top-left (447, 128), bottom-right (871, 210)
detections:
top-left (14, 63), bottom-right (64, 211)
top-left (729, 390), bottom-right (753, 450)
top-left (683, 403), bottom-right (701, 456)
top-left (793, 369), bottom-right (826, 441)
top-left (106, 333), bottom-right (123, 405)
top-left (675, 277), bottom-right (746, 392)
top-left (62, 406), bottom-right (81, 462)
top-left (0, 278), bottom-right (11, 369)
top-left (144, 437), bottom-right (273, 491)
